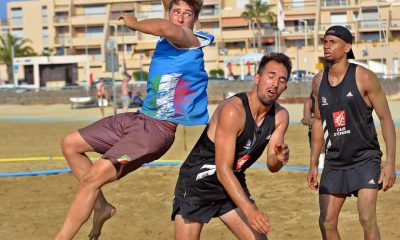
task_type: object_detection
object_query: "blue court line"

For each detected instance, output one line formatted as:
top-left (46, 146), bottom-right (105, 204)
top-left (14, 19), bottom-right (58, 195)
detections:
top-left (0, 117), bottom-right (96, 122)
top-left (1, 162), bottom-right (399, 177)
top-left (1, 117), bottom-right (399, 126)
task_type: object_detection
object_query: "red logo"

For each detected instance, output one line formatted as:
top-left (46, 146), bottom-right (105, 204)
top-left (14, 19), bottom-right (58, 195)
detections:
top-left (236, 155), bottom-right (250, 170)
top-left (332, 110), bottom-right (346, 127)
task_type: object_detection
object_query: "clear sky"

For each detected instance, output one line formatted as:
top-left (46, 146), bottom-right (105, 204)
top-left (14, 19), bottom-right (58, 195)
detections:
top-left (1, 0), bottom-right (13, 19)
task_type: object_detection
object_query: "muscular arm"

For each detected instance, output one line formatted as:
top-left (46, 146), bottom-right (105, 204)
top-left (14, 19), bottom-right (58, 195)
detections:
top-left (119, 14), bottom-right (200, 48)
top-left (213, 99), bottom-right (271, 234)
top-left (357, 67), bottom-right (396, 191)
top-left (266, 105), bottom-right (289, 172)
top-left (307, 72), bottom-right (324, 190)
top-left (301, 98), bottom-right (314, 126)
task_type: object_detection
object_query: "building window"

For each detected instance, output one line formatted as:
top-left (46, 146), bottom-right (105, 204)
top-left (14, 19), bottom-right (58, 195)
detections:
top-left (11, 8), bottom-right (23, 25)
top-left (43, 27), bottom-right (49, 45)
top-left (292, 0), bottom-right (305, 9)
top-left (83, 5), bottom-right (105, 16)
top-left (11, 28), bottom-right (23, 38)
top-left (361, 9), bottom-right (379, 28)
top-left (85, 26), bottom-right (103, 37)
top-left (330, 12), bottom-right (347, 26)
top-left (42, 6), bottom-right (48, 24)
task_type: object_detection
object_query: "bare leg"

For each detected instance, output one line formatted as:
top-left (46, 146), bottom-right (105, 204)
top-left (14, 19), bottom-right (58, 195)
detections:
top-left (219, 208), bottom-right (267, 240)
top-left (319, 194), bottom-right (346, 240)
top-left (174, 215), bottom-right (204, 240)
top-left (357, 189), bottom-right (380, 240)
top-left (60, 132), bottom-right (116, 240)
top-left (55, 159), bottom-right (117, 240)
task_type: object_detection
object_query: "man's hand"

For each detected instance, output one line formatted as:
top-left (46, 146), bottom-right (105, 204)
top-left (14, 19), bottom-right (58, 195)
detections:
top-left (379, 162), bottom-right (396, 191)
top-left (307, 167), bottom-right (319, 191)
top-left (242, 205), bottom-right (272, 234)
top-left (119, 13), bottom-right (137, 30)
top-left (274, 143), bottom-right (289, 165)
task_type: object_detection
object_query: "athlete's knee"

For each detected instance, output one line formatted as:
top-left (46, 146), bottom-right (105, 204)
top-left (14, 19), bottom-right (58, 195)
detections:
top-left (319, 214), bottom-right (338, 231)
top-left (61, 132), bottom-right (79, 152)
top-left (359, 212), bottom-right (378, 230)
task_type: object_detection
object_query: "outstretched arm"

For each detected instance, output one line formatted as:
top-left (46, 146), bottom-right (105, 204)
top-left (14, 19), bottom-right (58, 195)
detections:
top-left (214, 99), bottom-right (271, 234)
top-left (119, 14), bottom-right (200, 48)
top-left (358, 67), bottom-right (396, 191)
top-left (266, 105), bottom-right (289, 172)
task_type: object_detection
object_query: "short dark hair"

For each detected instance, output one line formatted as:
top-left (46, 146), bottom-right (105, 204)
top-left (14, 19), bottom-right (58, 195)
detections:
top-left (169, 0), bottom-right (203, 19)
top-left (256, 52), bottom-right (292, 79)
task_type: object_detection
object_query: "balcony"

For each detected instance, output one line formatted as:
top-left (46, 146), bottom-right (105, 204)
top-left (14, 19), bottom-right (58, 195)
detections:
top-left (55, 36), bottom-right (71, 45)
top-left (358, 20), bottom-right (386, 31)
top-left (71, 35), bottom-right (103, 46)
top-left (54, 16), bottom-right (69, 24)
top-left (136, 10), bottom-right (163, 20)
top-left (221, 29), bottom-right (253, 40)
top-left (321, 0), bottom-right (348, 7)
top-left (71, 14), bottom-right (106, 25)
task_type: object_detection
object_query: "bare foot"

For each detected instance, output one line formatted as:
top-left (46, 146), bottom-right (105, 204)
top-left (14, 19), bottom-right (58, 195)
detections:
top-left (88, 203), bottom-right (116, 240)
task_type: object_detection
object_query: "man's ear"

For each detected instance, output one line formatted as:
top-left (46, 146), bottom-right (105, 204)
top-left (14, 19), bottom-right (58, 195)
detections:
top-left (345, 43), bottom-right (352, 54)
top-left (254, 73), bottom-right (260, 85)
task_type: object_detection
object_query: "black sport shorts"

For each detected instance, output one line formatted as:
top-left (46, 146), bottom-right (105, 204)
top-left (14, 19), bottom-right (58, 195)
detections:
top-left (319, 159), bottom-right (381, 197)
top-left (171, 192), bottom-right (255, 223)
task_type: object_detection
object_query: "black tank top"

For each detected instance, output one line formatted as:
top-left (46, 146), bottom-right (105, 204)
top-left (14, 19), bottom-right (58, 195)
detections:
top-left (318, 63), bottom-right (382, 169)
top-left (174, 92), bottom-right (276, 203)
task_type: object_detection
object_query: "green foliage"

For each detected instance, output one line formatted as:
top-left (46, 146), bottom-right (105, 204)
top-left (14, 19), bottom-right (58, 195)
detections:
top-left (241, 0), bottom-right (276, 52)
top-left (209, 68), bottom-right (224, 77)
top-left (0, 33), bottom-right (37, 82)
top-left (132, 70), bottom-right (148, 81)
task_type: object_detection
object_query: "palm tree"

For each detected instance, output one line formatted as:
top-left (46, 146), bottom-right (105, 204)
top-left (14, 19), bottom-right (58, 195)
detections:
top-left (241, 0), bottom-right (276, 53)
top-left (0, 33), bottom-right (36, 83)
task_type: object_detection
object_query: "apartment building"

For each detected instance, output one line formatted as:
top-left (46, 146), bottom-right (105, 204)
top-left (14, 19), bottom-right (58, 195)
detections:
top-left (0, 0), bottom-right (399, 86)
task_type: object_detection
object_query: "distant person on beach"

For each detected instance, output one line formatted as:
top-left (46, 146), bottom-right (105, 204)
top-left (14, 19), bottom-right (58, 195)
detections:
top-left (307, 25), bottom-right (396, 240)
top-left (96, 78), bottom-right (108, 118)
top-left (121, 73), bottom-right (132, 113)
top-left (301, 91), bottom-right (325, 168)
top-left (54, 0), bottom-right (214, 239)
top-left (172, 53), bottom-right (291, 239)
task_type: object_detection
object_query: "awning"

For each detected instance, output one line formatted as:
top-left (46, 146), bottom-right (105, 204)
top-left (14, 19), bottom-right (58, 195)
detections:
top-left (221, 17), bottom-right (248, 28)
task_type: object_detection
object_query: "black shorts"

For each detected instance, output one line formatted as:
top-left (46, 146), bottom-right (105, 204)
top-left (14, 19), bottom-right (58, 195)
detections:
top-left (319, 159), bottom-right (381, 197)
top-left (171, 193), bottom-right (255, 223)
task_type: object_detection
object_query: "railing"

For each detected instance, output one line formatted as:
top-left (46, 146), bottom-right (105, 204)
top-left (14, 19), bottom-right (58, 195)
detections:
top-left (200, 8), bottom-right (219, 17)
top-left (55, 36), bottom-right (71, 45)
top-left (282, 1), bottom-right (317, 10)
top-left (358, 19), bottom-right (386, 29)
top-left (321, 0), bottom-right (348, 7)
top-left (319, 22), bottom-right (356, 32)
top-left (54, 16), bottom-right (69, 24)
top-left (136, 10), bottom-right (163, 19)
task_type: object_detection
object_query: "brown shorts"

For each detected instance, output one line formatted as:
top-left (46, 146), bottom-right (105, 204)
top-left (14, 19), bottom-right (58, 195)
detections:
top-left (78, 112), bottom-right (176, 179)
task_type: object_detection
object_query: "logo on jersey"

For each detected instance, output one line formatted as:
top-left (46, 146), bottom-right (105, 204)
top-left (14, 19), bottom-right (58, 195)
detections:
top-left (236, 154), bottom-right (250, 170)
top-left (196, 164), bottom-right (216, 180)
top-left (321, 97), bottom-right (328, 106)
top-left (117, 155), bottom-right (132, 164)
top-left (346, 91), bottom-right (353, 97)
top-left (332, 110), bottom-right (351, 137)
top-left (333, 110), bottom-right (346, 127)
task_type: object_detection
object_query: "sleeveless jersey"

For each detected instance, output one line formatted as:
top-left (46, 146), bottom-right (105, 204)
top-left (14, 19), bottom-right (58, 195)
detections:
top-left (174, 92), bottom-right (276, 204)
top-left (141, 31), bottom-right (214, 126)
top-left (318, 63), bottom-right (382, 169)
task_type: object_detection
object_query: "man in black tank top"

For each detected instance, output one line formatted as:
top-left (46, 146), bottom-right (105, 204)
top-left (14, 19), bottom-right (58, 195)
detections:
top-left (307, 25), bottom-right (396, 240)
top-left (172, 53), bottom-right (292, 239)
